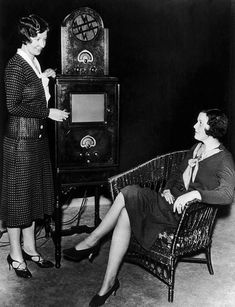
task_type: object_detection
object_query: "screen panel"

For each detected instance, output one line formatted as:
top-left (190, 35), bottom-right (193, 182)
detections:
top-left (55, 76), bottom-right (119, 169)
top-left (70, 93), bottom-right (105, 123)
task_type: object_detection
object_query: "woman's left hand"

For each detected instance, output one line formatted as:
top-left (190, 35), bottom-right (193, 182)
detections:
top-left (173, 191), bottom-right (202, 214)
top-left (42, 68), bottom-right (56, 78)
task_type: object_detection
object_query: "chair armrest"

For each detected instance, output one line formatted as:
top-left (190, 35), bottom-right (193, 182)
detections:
top-left (184, 198), bottom-right (203, 210)
top-left (171, 199), bottom-right (218, 254)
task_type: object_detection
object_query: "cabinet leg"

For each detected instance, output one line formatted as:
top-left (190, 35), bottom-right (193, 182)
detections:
top-left (94, 186), bottom-right (101, 227)
top-left (44, 215), bottom-right (52, 238)
top-left (54, 195), bottom-right (61, 268)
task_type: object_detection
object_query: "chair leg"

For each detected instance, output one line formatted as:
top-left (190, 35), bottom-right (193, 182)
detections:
top-left (168, 260), bottom-right (176, 302)
top-left (168, 286), bottom-right (174, 303)
top-left (205, 245), bottom-right (214, 275)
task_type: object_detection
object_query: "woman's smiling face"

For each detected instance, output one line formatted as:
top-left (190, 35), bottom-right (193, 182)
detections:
top-left (193, 112), bottom-right (210, 142)
top-left (25, 30), bottom-right (48, 57)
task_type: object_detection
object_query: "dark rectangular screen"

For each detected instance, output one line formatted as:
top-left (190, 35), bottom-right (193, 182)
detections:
top-left (71, 93), bottom-right (105, 123)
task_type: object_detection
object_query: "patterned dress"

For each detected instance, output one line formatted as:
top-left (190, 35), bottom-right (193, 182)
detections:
top-left (0, 54), bottom-right (54, 227)
top-left (122, 144), bottom-right (235, 250)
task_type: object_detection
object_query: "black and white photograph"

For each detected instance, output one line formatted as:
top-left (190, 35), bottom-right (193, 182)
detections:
top-left (0, 0), bottom-right (235, 306)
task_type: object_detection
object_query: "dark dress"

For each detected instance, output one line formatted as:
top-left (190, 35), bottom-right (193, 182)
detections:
top-left (0, 54), bottom-right (54, 227)
top-left (122, 144), bottom-right (235, 250)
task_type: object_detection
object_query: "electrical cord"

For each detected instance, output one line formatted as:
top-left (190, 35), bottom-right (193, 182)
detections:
top-left (61, 190), bottom-right (88, 227)
top-left (0, 190), bottom-right (90, 247)
top-left (62, 196), bottom-right (88, 226)
top-left (0, 224), bottom-right (52, 248)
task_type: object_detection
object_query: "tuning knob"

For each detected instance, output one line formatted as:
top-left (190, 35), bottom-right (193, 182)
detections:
top-left (90, 66), bottom-right (97, 73)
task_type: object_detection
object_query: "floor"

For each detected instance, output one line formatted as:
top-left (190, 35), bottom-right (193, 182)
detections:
top-left (0, 194), bottom-right (235, 307)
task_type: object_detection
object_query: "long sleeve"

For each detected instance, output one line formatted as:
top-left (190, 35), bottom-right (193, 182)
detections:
top-left (4, 57), bottom-right (49, 119)
top-left (165, 144), bottom-right (235, 206)
top-left (196, 152), bottom-right (235, 205)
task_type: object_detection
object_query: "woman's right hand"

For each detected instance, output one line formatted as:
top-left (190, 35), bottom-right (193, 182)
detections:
top-left (161, 189), bottom-right (175, 204)
top-left (48, 108), bottom-right (69, 122)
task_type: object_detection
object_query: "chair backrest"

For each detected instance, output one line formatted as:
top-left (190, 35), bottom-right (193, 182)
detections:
top-left (109, 150), bottom-right (188, 200)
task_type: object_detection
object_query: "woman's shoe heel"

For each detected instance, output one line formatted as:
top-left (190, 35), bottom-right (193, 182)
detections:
top-left (7, 255), bottom-right (32, 278)
top-left (22, 249), bottom-right (54, 268)
top-left (89, 279), bottom-right (120, 307)
top-left (113, 288), bottom-right (118, 296)
top-left (88, 247), bottom-right (100, 263)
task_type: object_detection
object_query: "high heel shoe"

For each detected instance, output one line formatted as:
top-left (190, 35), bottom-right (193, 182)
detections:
top-left (63, 244), bottom-right (100, 262)
top-left (89, 279), bottom-right (120, 307)
top-left (22, 249), bottom-right (54, 268)
top-left (7, 254), bottom-right (32, 278)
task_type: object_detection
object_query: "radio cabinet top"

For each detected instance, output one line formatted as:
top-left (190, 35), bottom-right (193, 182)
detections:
top-left (61, 7), bottom-right (109, 76)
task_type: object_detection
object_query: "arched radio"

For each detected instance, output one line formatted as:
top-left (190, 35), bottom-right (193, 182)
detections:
top-left (61, 7), bottom-right (109, 76)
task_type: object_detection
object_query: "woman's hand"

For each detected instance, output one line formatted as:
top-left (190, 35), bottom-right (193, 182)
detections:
top-left (173, 191), bottom-right (202, 214)
top-left (42, 68), bottom-right (56, 79)
top-left (48, 108), bottom-right (69, 122)
top-left (161, 189), bottom-right (175, 204)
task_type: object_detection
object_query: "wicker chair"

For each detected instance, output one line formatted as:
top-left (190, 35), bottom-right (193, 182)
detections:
top-left (108, 150), bottom-right (218, 302)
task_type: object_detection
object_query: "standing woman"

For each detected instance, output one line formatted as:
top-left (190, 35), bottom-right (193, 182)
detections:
top-left (0, 14), bottom-right (69, 278)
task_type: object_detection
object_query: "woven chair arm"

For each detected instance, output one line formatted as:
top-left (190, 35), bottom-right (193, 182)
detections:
top-left (184, 198), bottom-right (203, 210)
top-left (171, 199), bottom-right (218, 254)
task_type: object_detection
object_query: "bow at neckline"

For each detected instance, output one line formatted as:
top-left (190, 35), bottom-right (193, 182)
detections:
top-left (183, 143), bottom-right (221, 190)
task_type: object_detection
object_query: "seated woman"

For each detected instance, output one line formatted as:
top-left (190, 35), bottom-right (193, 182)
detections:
top-left (63, 109), bottom-right (235, 307)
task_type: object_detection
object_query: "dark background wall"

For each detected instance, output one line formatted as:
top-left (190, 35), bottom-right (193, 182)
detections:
top-left (0, 0), bottom-right (232, 182)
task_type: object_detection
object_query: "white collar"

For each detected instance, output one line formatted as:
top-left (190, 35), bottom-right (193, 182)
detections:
top-left (17, 48), bottom-right (41, 78)
top-left (17, 48), bottom-right (51, 103)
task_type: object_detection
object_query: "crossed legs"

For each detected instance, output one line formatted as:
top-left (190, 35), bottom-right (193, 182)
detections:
top-left (99, 207), bottom-right (131, 295)
top-left (72, 192), bottom-right (131, 295)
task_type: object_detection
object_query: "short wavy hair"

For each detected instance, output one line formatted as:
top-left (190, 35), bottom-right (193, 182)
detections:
top-left (18, 14), bottom-right (49, 44)
top-left (202, 108), bottom-right (228, 140)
